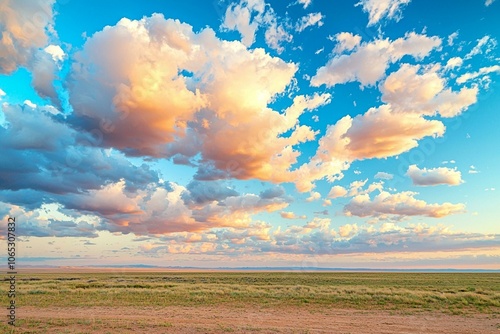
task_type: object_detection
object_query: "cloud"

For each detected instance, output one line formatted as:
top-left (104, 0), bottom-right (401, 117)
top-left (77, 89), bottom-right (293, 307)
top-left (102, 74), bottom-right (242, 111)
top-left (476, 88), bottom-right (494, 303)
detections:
top-left (222, 0), bottom-right (292, 52)
top-left (456, 65), bottom-right (500, 84)
top-left (355, 0), bottom-right (411, 26)
top-left (306, 191), bottom-right (321, 202)
top-left (316, 105), bottom-right (445, 161)
top-left (444, 57), bottom-right (463, 71)
top-left (295, 12), bottom-right (324, 32)
top-left (469, 165), bottom-right (480, 174)
top-left (328, 185), bottom-right (348, 198)
top-left (485, 0), bottom-right (496, 7)
top-left (344, 190), bottom-right (465, 218)
top-left (311, 32), bottom-right (441, 87)
top-left (333, 32), bottom-right (362, 53)
top-left (291, 101), bottom-right (445, 192)
top-left (264, 20), bottom-right (293, 53)
top-left (0, 103), bottom-right (159, 199)
top-left (375, 172), bottom-right (393, 180)
top-left (381, 63), bottom-right (478, 117)
top-left (68, 14), bottom-right (331, 186)
top-left (0, 0), bottom-right (56, 74)
top-left (31, 49), bottom-right (62, 108)
top-left (0, 203), bottom-right (98, 238)
top-left (296, 0), bottom-right (312, 9)
top-left (281, 211), bottom-right (307, 219)
top-left (222, 0), bottom-right (266, 46)
top-left (407, 165), bottom-right (463, 186)
top-left (182, 181), bottom-right (238, 206)
top-left (339, 223), bottom-right (358, 238)
top-left (447, 31), bottom-right (458, 46)
top-left (465, 35), bottom-right (496, 59)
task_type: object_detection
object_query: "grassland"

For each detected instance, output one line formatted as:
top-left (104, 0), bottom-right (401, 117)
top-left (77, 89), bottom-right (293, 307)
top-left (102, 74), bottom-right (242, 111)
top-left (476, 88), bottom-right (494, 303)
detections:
top-left (2, 271), bottom-right (499, 312)
top-left (1, 271), bottom-right (499, 333)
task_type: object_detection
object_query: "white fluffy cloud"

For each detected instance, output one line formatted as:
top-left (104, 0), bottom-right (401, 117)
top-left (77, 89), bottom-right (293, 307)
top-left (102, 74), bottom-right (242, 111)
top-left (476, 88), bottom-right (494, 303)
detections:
top-left (381, 63), bottom-right (478, 118)
top-left (311, 32), bottom-right (441, 87)
top-left (280, 211), bottom-right (307, 219)
top-left (295, 12), bottom-right (324, 32)
top-left (68, 14), bottom-right (333, 185)
top-left (356, 0), bottom-right (411, 26)
top-left (344, 190), bottom-right (465, 218)
top-left (222, 0), bottom-right (292, 52)
top-left (333, 32), bottom-right (362, 53)
top-left (375, 172), bottom-right (393, 180)
top-left (328, 185), bottom-right (348, 198)
top-left (456, 65), bottom-right (500, 84)
top-left (444, 57), bottom-right (463, 70)
top-left (0, 0), bottom-right (56, 74)
top-left (407, 165), bottom-right (463, 186)
top-left (222, 0), bottom-right (266, 46)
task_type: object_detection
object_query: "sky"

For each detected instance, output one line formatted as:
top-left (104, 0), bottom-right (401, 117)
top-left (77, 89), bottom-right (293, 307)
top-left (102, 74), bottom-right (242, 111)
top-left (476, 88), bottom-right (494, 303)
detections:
top-left (0, 0), bottom-right (499, 269)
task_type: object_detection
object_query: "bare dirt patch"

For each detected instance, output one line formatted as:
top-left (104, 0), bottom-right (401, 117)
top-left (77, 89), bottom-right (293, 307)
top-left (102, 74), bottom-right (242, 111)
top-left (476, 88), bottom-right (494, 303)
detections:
top-left (15, 305), bottom-right (500, 333)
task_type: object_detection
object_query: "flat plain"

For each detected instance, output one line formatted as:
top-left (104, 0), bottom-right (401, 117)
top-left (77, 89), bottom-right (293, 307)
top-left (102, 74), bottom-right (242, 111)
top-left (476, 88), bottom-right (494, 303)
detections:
top-left (1, 270), bottom-right (499, 333)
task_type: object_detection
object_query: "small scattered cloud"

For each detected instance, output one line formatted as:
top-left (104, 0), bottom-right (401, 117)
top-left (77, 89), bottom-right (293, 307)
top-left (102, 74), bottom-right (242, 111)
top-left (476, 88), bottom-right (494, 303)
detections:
top-left (407, 165), bottom-right (463, 186)
top-left (328, 185), bottom-right (348, 198)
top-left (444, 57), bottom-right (463, 71)
top-left (375, 172), bottom-right (394, 180)
top-left (280, 211), bottom-right (307, 219)
top-left (469, 165), bottom-right (480, 174)
top-left (344, 190), bottom-right (465, 219)
top-left (296, 12), bottom-right (324, 32)
top-left (456, 65), bottom-right (500, 84)
top-left (355, 0), bottom-right (411, 26)
top-left (311, 32), bottom-right (441, 88)
top-left (447, 31), bottom-right (459, 46)
top-left (465, 35), bottom-right (497, 59)
top-left (306, 191), bottom-right (321, 202)
top-left (485, 0), bottom-right (496, 6)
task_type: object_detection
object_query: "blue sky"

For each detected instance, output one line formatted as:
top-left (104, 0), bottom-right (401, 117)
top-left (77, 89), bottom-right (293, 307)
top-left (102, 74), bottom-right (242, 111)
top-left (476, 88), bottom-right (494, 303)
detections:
top-left (0, 0), bottom-right (499, 269)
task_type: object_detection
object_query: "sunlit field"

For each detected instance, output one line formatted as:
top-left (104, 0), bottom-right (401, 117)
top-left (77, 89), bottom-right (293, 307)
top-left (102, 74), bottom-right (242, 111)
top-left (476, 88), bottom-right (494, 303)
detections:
top-left (1, 271), bottom-right (499, 333)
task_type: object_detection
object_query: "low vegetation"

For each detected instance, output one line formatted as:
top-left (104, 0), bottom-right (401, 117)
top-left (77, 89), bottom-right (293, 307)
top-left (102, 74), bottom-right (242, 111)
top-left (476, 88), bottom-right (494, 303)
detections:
top-left (2, 272), bottom-right (499, 313)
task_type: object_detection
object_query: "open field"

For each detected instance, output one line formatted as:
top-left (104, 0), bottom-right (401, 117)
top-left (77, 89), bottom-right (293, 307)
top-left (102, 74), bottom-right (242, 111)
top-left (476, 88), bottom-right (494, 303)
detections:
top-left (1, 271), bottom-right (499, 333)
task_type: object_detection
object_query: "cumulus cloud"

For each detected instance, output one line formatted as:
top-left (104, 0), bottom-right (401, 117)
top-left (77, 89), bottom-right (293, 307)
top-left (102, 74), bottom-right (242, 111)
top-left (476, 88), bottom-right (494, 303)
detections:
top-left (222, 0), bottom-right (292, 52)
top-left (0, 203), bottom-right (98, 238)
top-left (67, 14), bottom-right (332, 185)
top-left (339, 223), bottom-right (358, 238)
top-left (407, 165), bottom-right (463, 186)
top-left (31, 48), bottom-right (63, 108)
top-left (456, 65), bottom-right (500, 84)
top-left (222, 0), bottom-right (266, 46)
top-left (381, 63), bottom-right (478, 117)
top-left (0, 0), bottom-right (56, 74)
top-left (0, 102), bottom-right (159, 199)
top-left (333, 32), bottom-right (362, 53)
top-left (182, 181), bottom-right (238, 206)
top-left (375, 172), bottom-right (393, 180)
top-left (328, 185), bottom-right (348, 198)
top-left (306, 191), bottom-right (321, 202)
top-left (355, 0), bottom-right (411, 26)
top-left (280, 211), bottom-right (307, 219)
top-left (295, 12), bottom-right (324, 32)
top-left (344, 190), bottom-right (465, 218)
top-left (311, 32), bottom-right (441, 87)
top-left (316, 105), bottom-right (445, 161)
top-left (444, 57), bottom-right (463, 71)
